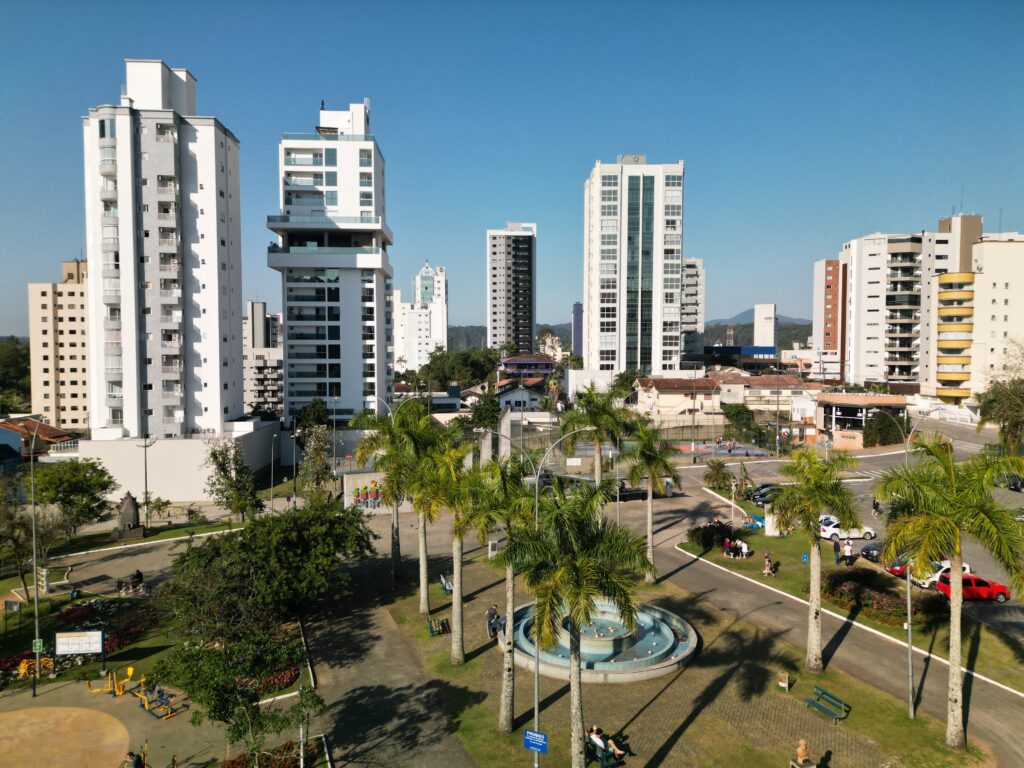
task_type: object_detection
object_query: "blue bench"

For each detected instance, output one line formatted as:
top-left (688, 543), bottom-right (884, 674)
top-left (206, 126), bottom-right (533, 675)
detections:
top-left (428, 617), bottom-right (451, 637)
top-left (440, 574), bottom-right (453, 595)
top-left (804, 685), bottom-right (850, 723)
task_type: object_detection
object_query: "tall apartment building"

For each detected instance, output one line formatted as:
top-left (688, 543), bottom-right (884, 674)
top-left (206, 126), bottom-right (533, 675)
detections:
top-left (241, 300), bottom-right (283, 416)
top-left (753, 303), bottom-right (777, 348)
top-left (486, 222), bottom-right (536, 353)
top-left (28, 261), bottom-right (90, 430)
top-left (267, 101), bottom-right (393, 424)
top-left (393, 262), bottom-right (447, 373)
top-left (571, 301), bottom-right (583, 357)
top-left (813, 215), bottom-right (982, 388)
top-left (919, 235), bottom-right (1024, 404)
top-left (83, 60), bottom-right (242, 440)
top-left (582, 155), bottom-right (704, 374)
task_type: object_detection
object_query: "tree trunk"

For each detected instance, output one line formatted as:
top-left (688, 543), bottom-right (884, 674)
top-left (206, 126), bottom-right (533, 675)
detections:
top-left (645, 480), bottom-right (655, 582)
top-left (418, 512), bottom-right (430, 615)
top-left (450, 532), bottom-right (464, 664)
top-left (594, 438), bottom-right (602, 485)
top-left (806, 538), bottom-right (823, 672)
top-left (391, 501), bottom-right (401, 580)
top-left (569, 619), bottom-right (585, 768)
top-left (946, 549), bottom-right (966, 750)
top-left (498, 560), bottom-right (515, 732)
top-left (16, 565), bottom-right (29, 603)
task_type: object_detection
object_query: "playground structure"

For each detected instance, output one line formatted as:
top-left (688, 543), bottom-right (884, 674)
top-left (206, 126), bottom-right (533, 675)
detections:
top-left (87, 666), bottom-right (134, 696)
top-left (85, 667), bottom-right (186, 719)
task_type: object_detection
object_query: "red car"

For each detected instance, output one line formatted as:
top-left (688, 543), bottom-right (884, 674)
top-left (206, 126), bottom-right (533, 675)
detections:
top-left (884, 557), bottom-right (909, 578)
top-left (936, 574), bottom-right (1011, 603)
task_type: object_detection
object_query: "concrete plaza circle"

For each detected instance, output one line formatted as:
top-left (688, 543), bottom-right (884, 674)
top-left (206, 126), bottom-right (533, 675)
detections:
top-left (0, 706), bottom-right (129, 767)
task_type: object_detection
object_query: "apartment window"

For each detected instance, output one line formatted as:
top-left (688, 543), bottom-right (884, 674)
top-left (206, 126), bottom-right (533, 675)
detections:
top-left (325, 148), bottom-right (337, 166)
top-left (599, 321), bottom-right (617, 333)
top-left (665, 204), bottom-right (682, 216)
top-left (601, 189), bottom-right (618, 202)
top-left (599, 350), bottom-right (616, 361)
top-left (600, 293), bottom-right (617, 304)
top-left (358, 149), bottom-right (371, 167)
top-left (600, 205), bottom-right (618, 217)
top-left (599, 278), bottom-right (617, 290)
top-left (98, 118), bottom-right (115, 139)
top-left (600, 248), bottom-right (617, 261)
top-left (360, 192), bottom-right (373, 206)
top-left (600, 234), bottom-right (617, 246)
top-left (599, 307), bottom-right (617, 318)
top-left (665, 175), bottom-right (682, 187)
top-left (325, 171), bottom-right (337, 186)
top-left (325, 191), bottom-right (338, 206)
top-left (601, 175), bottom-right (618, 187)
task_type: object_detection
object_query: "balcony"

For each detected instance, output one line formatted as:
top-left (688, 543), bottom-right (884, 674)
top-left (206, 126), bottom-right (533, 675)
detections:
top-left (161, 339), bottom-right (181, 349)
top-left (159, 260), bottom-right (181, 273)
top-left (283, 156), bottom-right (323, 166)
top-left (284, 176), bottom-right (323, 187)
top-left (105, 394), bottom-right (123, 407)
top-left (158, 237), bottom-right (178, 248)
top-left (158, 211), bottom-right (177, 222)
top-left (104, 366), bottom-right (122, 376)
top-left (103, 318), bottom-right (121, 331)
top-left (102, 264), bottom-right (120, 278)
top-left (157, 183), bottom-right (177, 197)
top-left (101, 237), bottom-right (119, 253)
top-left (102, 290), bottom-right (121, 304)
top-left (287, 293), bottom-right (321, 302)
top-left (99, 159), bottom-right (117, 176)
top-left (161, 365), bottom-right (181, 374)
top-left (160, 288), bottom-right (182, 299)
top-left (155, 132), bottom-right (177, 143)
top-left (287, 330), bottom-right (327, 341)
top-left (102, 213), bottom-right (119, 226)
top-left (104, 342), bottom-right (123, 355)
top-left (160, 312), bottom-right (183, 326)
top-left (99, 185), bottom-right (118, 202)
top-left (269, 245), bottom-right (380, 256)
top-left (282, 132), bottom-right (375, 142)
top-left (938, 272), bottom-right (975, 286)
top-left (161, 389), bottom-right (183, 402)
top-left (938, 306), bottom-right (973, 318)
top-left (284, 198), bottom-right (325, 207)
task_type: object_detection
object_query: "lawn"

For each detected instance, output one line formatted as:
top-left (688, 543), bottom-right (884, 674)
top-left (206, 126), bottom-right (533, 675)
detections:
top-left (678, 503), bottom-right (1024, 693)
top-left (49, 519), bottom-right (246, 558)
top-left (385, 553), bottom-right (986, 768)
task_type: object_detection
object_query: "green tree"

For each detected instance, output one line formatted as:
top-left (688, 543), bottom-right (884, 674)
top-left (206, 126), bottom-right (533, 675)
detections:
top-left (464, 457), bottom-right (534, 731)
top-left (294, 398), bottom-right (329, 447)
top-left (0, 475), bottom-right (32, 598)
top-left (878, 436), bottom-right (1024, 750)
top-left (560, 384), bottom-right (631, 485)
top-left (702, 458), bottom-right (734, 491)
top-left (204, 440), bottom-right (263, 522)
top-left (297, 424), bottom-right (333, 506)
top-left (610, 369), bottom-right (643, 399)
top-left (722, 403), bottom-right (757, 442)
top-left (977, 377), bottom-right (1024, 455)
top-left (470, 389), bottom-right (500, 429)
top-left (33, 458), bottom-right (118, 537)
top-left (0, 336), bottom-right (30, 400)
top-left (620, 421), bottom-right (680, 581)
top-left (513, 478), bottom-right (653, 768)
top-left (771, 449), bottom-right (860, 672)
top-left (736, 462), bottom-right (754, 497)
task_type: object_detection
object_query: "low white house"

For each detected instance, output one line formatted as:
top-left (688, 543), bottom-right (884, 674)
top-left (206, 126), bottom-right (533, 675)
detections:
top-left (632, 377), bottom-right (722, 423)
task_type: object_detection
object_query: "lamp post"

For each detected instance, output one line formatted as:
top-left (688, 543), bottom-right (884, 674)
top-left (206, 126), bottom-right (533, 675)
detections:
top-left (473, 424), bottom-right (595, 768)
top-left (331, 395), bottom-right (338, 492)
top-left (270, 434), bottom-right (278, 512)
top-left (292, 422), bottom-right (297, 506)
top-left (137, 437), bottom-right (156, 528)
top-left (29, 418), bottom-right (42, 697)
top-left (868, 406), bottom-right (928, 720)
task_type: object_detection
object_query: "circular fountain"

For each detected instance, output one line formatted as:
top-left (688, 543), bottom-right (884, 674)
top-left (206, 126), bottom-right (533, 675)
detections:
top-left (511, 599), bottom-right (699, 683)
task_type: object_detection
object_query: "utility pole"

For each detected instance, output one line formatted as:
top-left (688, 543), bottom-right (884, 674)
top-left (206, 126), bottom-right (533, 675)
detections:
top-left (138, 437), bottom-right (156, 527)
top-left (29, 418), bottom-right (42, 696)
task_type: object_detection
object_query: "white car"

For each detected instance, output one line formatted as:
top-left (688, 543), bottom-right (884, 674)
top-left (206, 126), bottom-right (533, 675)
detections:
top-left (913, 561), bottom-right (973, 590)
top-left (819, 520), bottom-right (876, 541)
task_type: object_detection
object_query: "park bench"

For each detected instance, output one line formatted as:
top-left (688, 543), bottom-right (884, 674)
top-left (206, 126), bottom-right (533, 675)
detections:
top-left (804, 685), bottom-right (850, 723)
top-left (585, 739), bottom-right (617, 768)
top-left (440, 574), bottom-right (453, 595)
top-left (777, 671), bottom-right (792, 691)
top-left (428, 617), bottom-right (451, 637)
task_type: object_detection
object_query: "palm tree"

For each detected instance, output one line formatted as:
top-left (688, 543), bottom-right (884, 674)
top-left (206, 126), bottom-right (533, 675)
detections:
top-left (878, 436), bottom-right (1024, 750)
top-left (977, 378), bottom-right (1024, 455)
top-left (771, 448), bottom-right (860, 672)
top-left (513, 478), bottom-right (654, 768)
top-left (463, 456), bottom-right (535, 731)
top-left (702, 458), bottom-right (733, 490)
top-left (560, 385), bottom-right (631, 485)
top-left (620, 420), bottom-right (681, 582)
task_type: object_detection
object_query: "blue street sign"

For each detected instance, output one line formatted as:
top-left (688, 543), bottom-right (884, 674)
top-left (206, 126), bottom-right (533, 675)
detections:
top-left (524, 729), bottom-right (548, 754)
top-left (801, 552), bottom-right (809, 564)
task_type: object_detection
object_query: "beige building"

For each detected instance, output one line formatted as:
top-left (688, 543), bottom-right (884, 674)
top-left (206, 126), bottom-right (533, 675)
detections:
top-left (920, 236), bottom-right (1024, 403)
top-left (241, 300), bottom-right (283, 417)
top-left (28, 261), bottom-right (90, 431)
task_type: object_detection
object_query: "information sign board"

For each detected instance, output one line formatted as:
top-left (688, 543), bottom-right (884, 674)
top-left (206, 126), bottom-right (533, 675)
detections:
top-left (54, 630), bottom-right (104, 656)
top-left (524, 729), bottom-right (548, 754)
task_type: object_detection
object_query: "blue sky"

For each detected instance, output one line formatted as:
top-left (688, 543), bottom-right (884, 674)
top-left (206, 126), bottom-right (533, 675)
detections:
top-left (1, 0), bottom-right (1022, 336)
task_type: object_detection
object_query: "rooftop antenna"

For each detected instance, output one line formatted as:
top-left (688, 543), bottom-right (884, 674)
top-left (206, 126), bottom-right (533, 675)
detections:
top-left (320, 100), bottom-right (325, 110)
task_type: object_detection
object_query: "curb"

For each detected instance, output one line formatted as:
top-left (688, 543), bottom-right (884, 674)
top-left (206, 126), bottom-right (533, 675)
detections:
top-left (671, 537), bottom-right (1024, 702)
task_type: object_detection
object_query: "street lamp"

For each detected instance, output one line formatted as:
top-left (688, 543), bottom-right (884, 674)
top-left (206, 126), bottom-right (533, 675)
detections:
top-left (869, 406), bottom-right (929, 720)
top-left (331, 395), bottom-right (338, 492)
top-left (137, 437), bottom-right (156, 528)
top-left (28, 418), bottom-right (42, 697)
top-left (474, 424), bottom-right (595, 768)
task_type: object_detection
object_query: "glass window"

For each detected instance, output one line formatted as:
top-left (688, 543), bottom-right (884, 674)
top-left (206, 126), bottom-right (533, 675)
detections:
top-left (360, 192), bottom-right (373, 206)
top-left (325, 191), bottom-right (338, 206)
top-left (325, 172), bottom-right (337, 186)
top-left (665, 175), bottom-right (683, 187)
top-left (324, 148), bottom-right (337, 166)
top-left (601, 175), bottom-right (618, 187)
top-left (359, 149), bottom-right (372, 167)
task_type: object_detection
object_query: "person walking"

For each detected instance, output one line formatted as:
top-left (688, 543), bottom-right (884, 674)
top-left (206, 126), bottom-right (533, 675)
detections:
top-left (832, 538), bottom-right (841, 565)
top-left (843, 539), bottom-right (854, 567)
top-left (485, 604), bottom-right (498, 639)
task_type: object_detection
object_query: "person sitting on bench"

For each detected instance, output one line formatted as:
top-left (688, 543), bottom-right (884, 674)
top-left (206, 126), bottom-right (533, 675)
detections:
top-left (588, 725), bottom-right (625, 760)
top-left (130, 570), bottom-right (144, 589)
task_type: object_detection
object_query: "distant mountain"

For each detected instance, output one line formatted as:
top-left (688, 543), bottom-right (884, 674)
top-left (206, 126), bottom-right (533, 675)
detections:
top-left (704, 322), bottom-right (811, 350)
top-left (706, 308), bottom-right (809, 326)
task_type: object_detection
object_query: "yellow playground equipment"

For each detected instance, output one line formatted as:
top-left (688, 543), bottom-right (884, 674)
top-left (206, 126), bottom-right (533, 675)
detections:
top-left (86, 666), bottom-right (134, 696)
top-left (133, 676), bottom-right (185, 720)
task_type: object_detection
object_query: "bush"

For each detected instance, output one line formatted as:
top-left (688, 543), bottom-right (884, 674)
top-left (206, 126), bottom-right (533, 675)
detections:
top-left (823, 567), bottom-right (947, 627)
top-left (687, 523), bottom-right (733, 552)
top-left (221, 740), bottom-right (317, 768)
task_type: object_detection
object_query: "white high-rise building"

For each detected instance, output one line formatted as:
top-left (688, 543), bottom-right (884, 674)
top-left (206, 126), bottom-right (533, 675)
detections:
top-left (486, 222), bottom-right (537, 353)
top-left (83, 60), bottom-right (242, 439)
top-left (582, 155), bottom-right (704, 374)
top-left (267, 100), bottom-right (393, 424)
top-left (753, 303), bottom-right (777, 348)
top-left (393, 262), bottom-right (447, 373)
top-left (241, 300), bottom-right (283, 417)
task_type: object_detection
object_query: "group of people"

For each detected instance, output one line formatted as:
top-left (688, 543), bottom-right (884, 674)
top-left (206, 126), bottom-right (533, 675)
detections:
top-left (351, 481), bottom-right (383, 509)
top-left (833, 537), bottom-right (855, 566)
top-left (484, 604), bottom-right (506, 640)
top-left (721, 536), bottom-right (750, 559)
top-left (588, 725), bottom-right (628, 761)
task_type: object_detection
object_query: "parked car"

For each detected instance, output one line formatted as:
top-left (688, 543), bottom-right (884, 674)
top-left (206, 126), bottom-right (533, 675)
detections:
top-left (753, 486), bottom-right (784, 507)
top-left (860, 541), bottom-right (882, 563)
top-left (1004, 474), bottom-right (1023, 492)
top-left (912, 561), bottom-right (973, 590)
top-left (745, 483), bottom-right (776, 501)
top-left (884, 556), bottom-right (911, 577)
top-left (819, 520), bottom-right (876, 541)
top-left (936, 574), bottom-right (1010, 603)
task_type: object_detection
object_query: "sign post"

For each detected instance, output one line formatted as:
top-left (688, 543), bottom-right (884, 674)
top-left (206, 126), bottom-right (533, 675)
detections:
top-left (524, 729), bottom-right (548, 755)
top-left (54, 630), bottom-right (105, 673)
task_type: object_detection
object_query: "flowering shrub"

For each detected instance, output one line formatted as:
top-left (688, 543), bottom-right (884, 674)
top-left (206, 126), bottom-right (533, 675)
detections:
top-left (234, 665), bottom-right (300, 696)
top-left (823, 567), bottom-right (947, 627)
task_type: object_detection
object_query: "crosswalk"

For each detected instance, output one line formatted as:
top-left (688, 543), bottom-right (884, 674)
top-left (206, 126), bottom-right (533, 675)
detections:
top-left (857, 468), bottom-right (889, 480)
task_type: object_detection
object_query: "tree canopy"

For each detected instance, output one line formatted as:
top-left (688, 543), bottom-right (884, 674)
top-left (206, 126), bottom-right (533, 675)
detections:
top-left (33, 458), bottom-right (118, 537)
top-left (204, 440), bottom-right (263, 521)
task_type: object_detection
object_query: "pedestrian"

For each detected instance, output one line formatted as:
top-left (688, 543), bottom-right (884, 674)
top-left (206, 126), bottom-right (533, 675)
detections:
top-left (832, 538), bottom-right (841, 565)
top-left (763, 551), bottom-right (775, 577)
top-left (485, 604), bottom-right (498, 639)
top-left (843, 539), bottom-right (853, 567)
top-left (124, 752), bottom-right (144, 768)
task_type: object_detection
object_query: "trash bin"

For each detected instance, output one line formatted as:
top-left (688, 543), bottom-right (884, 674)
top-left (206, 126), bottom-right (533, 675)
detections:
top-left (69, 589), bottom-right (81, 600)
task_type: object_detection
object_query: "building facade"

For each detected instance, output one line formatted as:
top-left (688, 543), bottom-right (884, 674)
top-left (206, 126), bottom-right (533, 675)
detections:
top-left (753, 303), bottom-right (776, 348)
top-left (83, 60), bottom-right (243, 440)
top-left (393, 261), bottom-right (447, 373)
top-left (571, 301), bottom-right (583, 356)
top-left (267, 100), bottom-right (393, 424)
top-left (582, 155), bottom-right (704, 374)
top-left (28, 261), bottom-right (90, 430)
top-left (486, 222), bottom-right (537, 353)
top-left (241, 300), bottom-right (283, 417)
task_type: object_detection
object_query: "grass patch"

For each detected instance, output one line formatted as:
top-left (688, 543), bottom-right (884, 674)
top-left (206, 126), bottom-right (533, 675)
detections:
top-left (49, 520), bottom-right (246, 558)
top-left (385, 554), bottom-right (984, 768)
top-left (678, 518), bottom-right (1024, 693)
